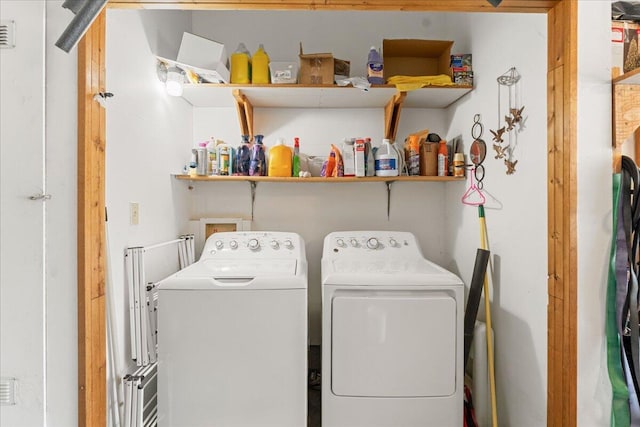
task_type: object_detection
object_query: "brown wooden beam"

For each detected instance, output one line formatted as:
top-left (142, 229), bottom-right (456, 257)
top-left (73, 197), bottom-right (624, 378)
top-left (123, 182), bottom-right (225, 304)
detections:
top-left (77, 10), bottom-right (107, 427)
top-left (546, 0), bottom-right (577, 425)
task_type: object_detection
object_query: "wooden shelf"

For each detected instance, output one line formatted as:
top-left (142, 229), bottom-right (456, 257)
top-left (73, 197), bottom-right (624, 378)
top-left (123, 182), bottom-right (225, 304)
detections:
top-left (181, 83), bottom-right (472, 109)
top-left (181, 83), bottom-right (472, 141)
top-left (613, 68), bottom-right (640, 86)
top-left (174, 174), bottom-right (464, 183)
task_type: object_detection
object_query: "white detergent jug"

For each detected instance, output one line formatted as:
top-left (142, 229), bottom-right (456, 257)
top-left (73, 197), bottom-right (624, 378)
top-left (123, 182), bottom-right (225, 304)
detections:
top-left (374, 139), bottom-right (399, 177)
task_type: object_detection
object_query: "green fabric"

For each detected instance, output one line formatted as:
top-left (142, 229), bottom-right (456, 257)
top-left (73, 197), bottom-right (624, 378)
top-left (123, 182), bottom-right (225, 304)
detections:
top-left (607, 173), bottom-right (630, 427)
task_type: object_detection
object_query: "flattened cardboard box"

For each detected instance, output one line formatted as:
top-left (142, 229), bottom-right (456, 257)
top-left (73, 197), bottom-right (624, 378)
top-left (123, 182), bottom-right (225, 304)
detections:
top-left (383, 39), bottom-right (454, 82)
top-left (299, 43), bottom-right (334, 85)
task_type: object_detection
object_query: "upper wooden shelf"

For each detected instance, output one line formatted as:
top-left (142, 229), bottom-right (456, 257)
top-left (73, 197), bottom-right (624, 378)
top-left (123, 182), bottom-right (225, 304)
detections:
top-left (613, 68), bottom-right (640, 160)
top-left (174, 174), bottom-right (464, 183)
top-left (181, 84), bottom-right (473, 109)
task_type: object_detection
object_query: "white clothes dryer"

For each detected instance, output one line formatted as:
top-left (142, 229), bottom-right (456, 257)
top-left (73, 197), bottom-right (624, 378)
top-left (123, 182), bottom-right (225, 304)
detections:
top-left (321, 231), bottom-right (463, 427)
top-left (156, 231), bottom-right (307, 427)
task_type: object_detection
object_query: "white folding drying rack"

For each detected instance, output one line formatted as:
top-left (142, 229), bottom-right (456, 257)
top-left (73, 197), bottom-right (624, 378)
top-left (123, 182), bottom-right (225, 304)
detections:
top-left (125, 234), bottom-right (195, 367)
top-left (123, 362), bottom-right (158, 427)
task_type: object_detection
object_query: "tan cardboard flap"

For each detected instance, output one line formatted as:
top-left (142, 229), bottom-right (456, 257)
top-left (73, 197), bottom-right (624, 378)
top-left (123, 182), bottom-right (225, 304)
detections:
top-left (383, 39), bottom-right (454, 80)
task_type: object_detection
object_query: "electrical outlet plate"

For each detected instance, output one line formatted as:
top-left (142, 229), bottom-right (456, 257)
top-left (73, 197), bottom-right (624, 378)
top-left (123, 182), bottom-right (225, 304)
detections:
top-left (130, 202), bottom-right (139, 225)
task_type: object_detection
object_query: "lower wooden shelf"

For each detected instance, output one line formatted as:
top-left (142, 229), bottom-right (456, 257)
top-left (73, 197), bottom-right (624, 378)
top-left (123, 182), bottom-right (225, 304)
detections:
top-left (174, 174), bottom-right (464, 182)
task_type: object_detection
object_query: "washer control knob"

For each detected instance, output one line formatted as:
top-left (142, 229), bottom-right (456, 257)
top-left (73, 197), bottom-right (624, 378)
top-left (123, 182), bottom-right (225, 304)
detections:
top-left (283, 239), bottom-right (293, 249)
top-left (215, 240), bottom-right (224, 249)
top-left (229, 240), bottom-right (238, 250)
top-left (336, 238), bottom-right (345, 247)
top-left (389, 238), bottom-right (398, 247)
top-left (270, 240), bottom-right (279, 249)
top-left (366, 237), bottom-right (379, 249)
top-left (350, 238), bottom-right (359, 247)
top-left (248, 238), bottom-right (260, 250)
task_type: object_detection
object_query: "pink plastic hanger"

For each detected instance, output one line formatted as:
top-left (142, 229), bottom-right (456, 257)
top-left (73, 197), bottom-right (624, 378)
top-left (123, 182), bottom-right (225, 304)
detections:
top-left (461, 167), bottom-right (486, 206)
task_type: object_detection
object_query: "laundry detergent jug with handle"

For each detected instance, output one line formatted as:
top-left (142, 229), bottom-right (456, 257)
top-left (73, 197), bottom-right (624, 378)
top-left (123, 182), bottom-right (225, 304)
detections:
top-left (374, 138), bottom-right (399, 177)
top-left (268, 138), bottom-right (292, 177)
top-left (252, 44), bottom-right (270, 84)
top-left (231, 42), bottom-right (251, 84)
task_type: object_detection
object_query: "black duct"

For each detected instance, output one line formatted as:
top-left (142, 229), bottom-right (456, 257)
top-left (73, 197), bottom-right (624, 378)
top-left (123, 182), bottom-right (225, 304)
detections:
top-left (55, 0), bottom-right (108, 53)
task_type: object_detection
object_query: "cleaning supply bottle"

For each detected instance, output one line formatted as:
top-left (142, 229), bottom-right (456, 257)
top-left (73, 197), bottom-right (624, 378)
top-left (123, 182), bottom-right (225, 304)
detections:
top-left (268, 138), bottom-right (292, 177)
top-left (235, 134), bottom-right (251, 176)
top-left (367, 46), bottom-right (384, 85)
top-left (207, 137), bottom-right (218, 176)
top-left (292, 137), bottom-right (301, 177)
top-left (438, 139), bottom-right (449, 177)
top-left (374, 138), bottom-right (398, 177)
top-left (196, 142), bottom-right (208, 176)
top-left (324, 151), bottom-right (336, 177)
top-left (217, 142), bottom-right (233, 176)
top-left (252, 44), bottom-right (270, 84)
top-left (250, 134), bottom-right (266, 176)
top-left (365, 137), bottom-right (375, 176)
top-left (231, 42), bottom-right (251, 84)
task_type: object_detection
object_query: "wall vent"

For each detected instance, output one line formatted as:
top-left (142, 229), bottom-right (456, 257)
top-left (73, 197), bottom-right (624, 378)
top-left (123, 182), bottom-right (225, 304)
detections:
top-left (0, 378), bottom-right (16, 405)
top-left (0, 20), bottom-right (16, 49)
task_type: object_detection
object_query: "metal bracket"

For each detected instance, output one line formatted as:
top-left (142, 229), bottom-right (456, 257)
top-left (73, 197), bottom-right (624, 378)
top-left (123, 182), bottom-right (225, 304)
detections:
top-left (249, 181), bottom-right (257, 220)
top-left (386, 181), bottom-right (393, 220)
top-left (29, 193), bottom-right (52, 201)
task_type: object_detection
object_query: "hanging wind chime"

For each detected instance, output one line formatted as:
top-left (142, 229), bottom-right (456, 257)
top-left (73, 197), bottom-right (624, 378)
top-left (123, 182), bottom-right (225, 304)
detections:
top-left (490, 67), bottom-right (526, 175)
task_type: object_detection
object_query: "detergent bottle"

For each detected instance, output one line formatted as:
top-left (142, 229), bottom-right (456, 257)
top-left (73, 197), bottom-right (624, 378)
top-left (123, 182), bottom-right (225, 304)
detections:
top-left (235, 134), bottom-right (251, 176)
top-left (268, 138), bottom-right (292, 177)
top-left (367, 46), bottom-right (384, 85)
top-left (231, 42), bottom-right (251, 84)
top-left (252, 44), bottom-right (270, 84)
top-left (250, 134), bottom-right (266, 176)
top-left (437, 139), bottom-right (449, 177)
top-left (374, 138), bottom-right (399, 177)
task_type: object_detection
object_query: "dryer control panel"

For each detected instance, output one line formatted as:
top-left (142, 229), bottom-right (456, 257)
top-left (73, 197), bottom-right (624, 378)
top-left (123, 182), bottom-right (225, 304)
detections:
top-left (323, 231), bottom-right (423, 258)
top-left (201, 231), bottom-right (305, 260)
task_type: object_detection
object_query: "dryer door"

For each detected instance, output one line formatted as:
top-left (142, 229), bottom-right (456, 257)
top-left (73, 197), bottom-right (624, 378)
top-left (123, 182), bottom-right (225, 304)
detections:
top-left (331, 290), bottom-right (457, 398)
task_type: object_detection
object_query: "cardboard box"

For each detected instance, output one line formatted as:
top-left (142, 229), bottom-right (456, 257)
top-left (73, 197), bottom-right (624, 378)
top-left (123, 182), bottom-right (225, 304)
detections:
top-left (383, 39), bottom-right (454, 82)
top-left (334, 58), bottom-right (351, 80)
top-left (270, 61), bottom-right (298, 84)
top-left (299, 43), bottom-right (334, 85)
top-left (176, 32), bottom-right (230, 83)
top-left (612, 21), bottom-right (640, 77)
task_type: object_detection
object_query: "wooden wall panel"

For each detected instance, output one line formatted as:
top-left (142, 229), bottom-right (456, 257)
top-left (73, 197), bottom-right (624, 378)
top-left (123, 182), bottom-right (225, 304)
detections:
top-left (546, 0), bottom-right (577, 425)
top-left (77, 11), bottom-right (107, 427)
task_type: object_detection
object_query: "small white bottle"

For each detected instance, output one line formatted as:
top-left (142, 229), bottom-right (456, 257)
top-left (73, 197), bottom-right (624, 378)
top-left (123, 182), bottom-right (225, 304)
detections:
top-left (342, 138), bottom-right (356, 176)
top-left (354, 139), bottom-right (366, 177)
top-left (374, 139), bottom-right (399, 177)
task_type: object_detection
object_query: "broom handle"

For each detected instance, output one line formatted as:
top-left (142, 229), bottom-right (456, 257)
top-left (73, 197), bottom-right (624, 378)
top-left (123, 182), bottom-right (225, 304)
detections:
top-left (479, 206), bottom-right (498, 427)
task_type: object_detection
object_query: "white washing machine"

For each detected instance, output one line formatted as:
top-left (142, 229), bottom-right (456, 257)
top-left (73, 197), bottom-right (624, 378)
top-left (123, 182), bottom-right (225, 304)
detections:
top-left (321, 231), bottom-right (463, 427)
top-left (156, 231), bottom-right (307, 427)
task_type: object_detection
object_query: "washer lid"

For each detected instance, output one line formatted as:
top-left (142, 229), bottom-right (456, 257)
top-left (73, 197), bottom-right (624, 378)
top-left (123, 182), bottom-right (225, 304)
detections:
top-left (322, 258), bottom-right (462, 286)
top-left (157, 258), bottom-right (306, 290)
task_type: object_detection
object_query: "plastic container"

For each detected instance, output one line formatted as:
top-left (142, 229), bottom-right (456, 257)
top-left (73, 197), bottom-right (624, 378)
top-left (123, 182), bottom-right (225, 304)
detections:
top-left (252, 44), bottom-right (270, 84)
top-left (250, 134), bottom-right (266, 176)
top-left (235, 135), bottom-right (251, 176)
top-left (268, 138), bottom-right (292, 177)
top-left (453, 153), bottom-right (465, 177)
top-left (231, 42), bottom-right (251, 84)
top-left (196, 142), bottom-right (208, 176)
top-left (438, 140), bottom-right (449, 177)
top-left (342, 138), bottom-right (355, 176)
top-left (207, 138), bottom-right (218, 176)
top-left (217, 143), bottom-right (233, 176)
top-left (374, 138), bottom-right (399, 177)
top-left (292, 137), bottom-right (301, 177)
top-left (367, 46), bottom-right (384, 85)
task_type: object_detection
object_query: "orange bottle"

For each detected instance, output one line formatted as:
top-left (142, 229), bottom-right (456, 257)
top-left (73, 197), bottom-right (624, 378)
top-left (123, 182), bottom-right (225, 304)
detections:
top-left (437, 140), bottom-right (448, 177)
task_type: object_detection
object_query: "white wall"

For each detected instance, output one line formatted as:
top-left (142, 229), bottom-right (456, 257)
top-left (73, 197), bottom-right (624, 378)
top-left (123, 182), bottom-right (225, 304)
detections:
top-left (442, 12), bottom-right (548, 427)
top-left (105, 7), bottom-right (193, 395)
top-left (577, 1), bottom-right (613, 425)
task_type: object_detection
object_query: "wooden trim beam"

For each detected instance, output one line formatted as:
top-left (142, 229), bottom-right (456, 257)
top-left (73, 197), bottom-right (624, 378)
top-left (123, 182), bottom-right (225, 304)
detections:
top-left (232, 89), bottom-right (254, 139)
top-left (546, 0), bottom-right (577, 425)
top-left (384, 91), bottom-right (406, 141)
top-left (107, 0), bottom-right (559, 13)
top-left (77, 11), bottom-right (107, 427)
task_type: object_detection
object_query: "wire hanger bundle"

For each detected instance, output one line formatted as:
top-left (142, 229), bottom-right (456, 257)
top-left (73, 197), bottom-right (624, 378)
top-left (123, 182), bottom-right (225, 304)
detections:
top-left (490, 67), bottom-right (526, 175)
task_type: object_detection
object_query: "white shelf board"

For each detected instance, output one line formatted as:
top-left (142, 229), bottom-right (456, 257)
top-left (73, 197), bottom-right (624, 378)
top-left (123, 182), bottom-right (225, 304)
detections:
top-left (181, 84), bottom-right (472, 109)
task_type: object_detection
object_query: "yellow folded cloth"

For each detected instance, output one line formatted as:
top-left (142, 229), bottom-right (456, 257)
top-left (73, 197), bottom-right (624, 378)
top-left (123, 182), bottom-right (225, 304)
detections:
top-left (387, 74), bottom-right (453, 91)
